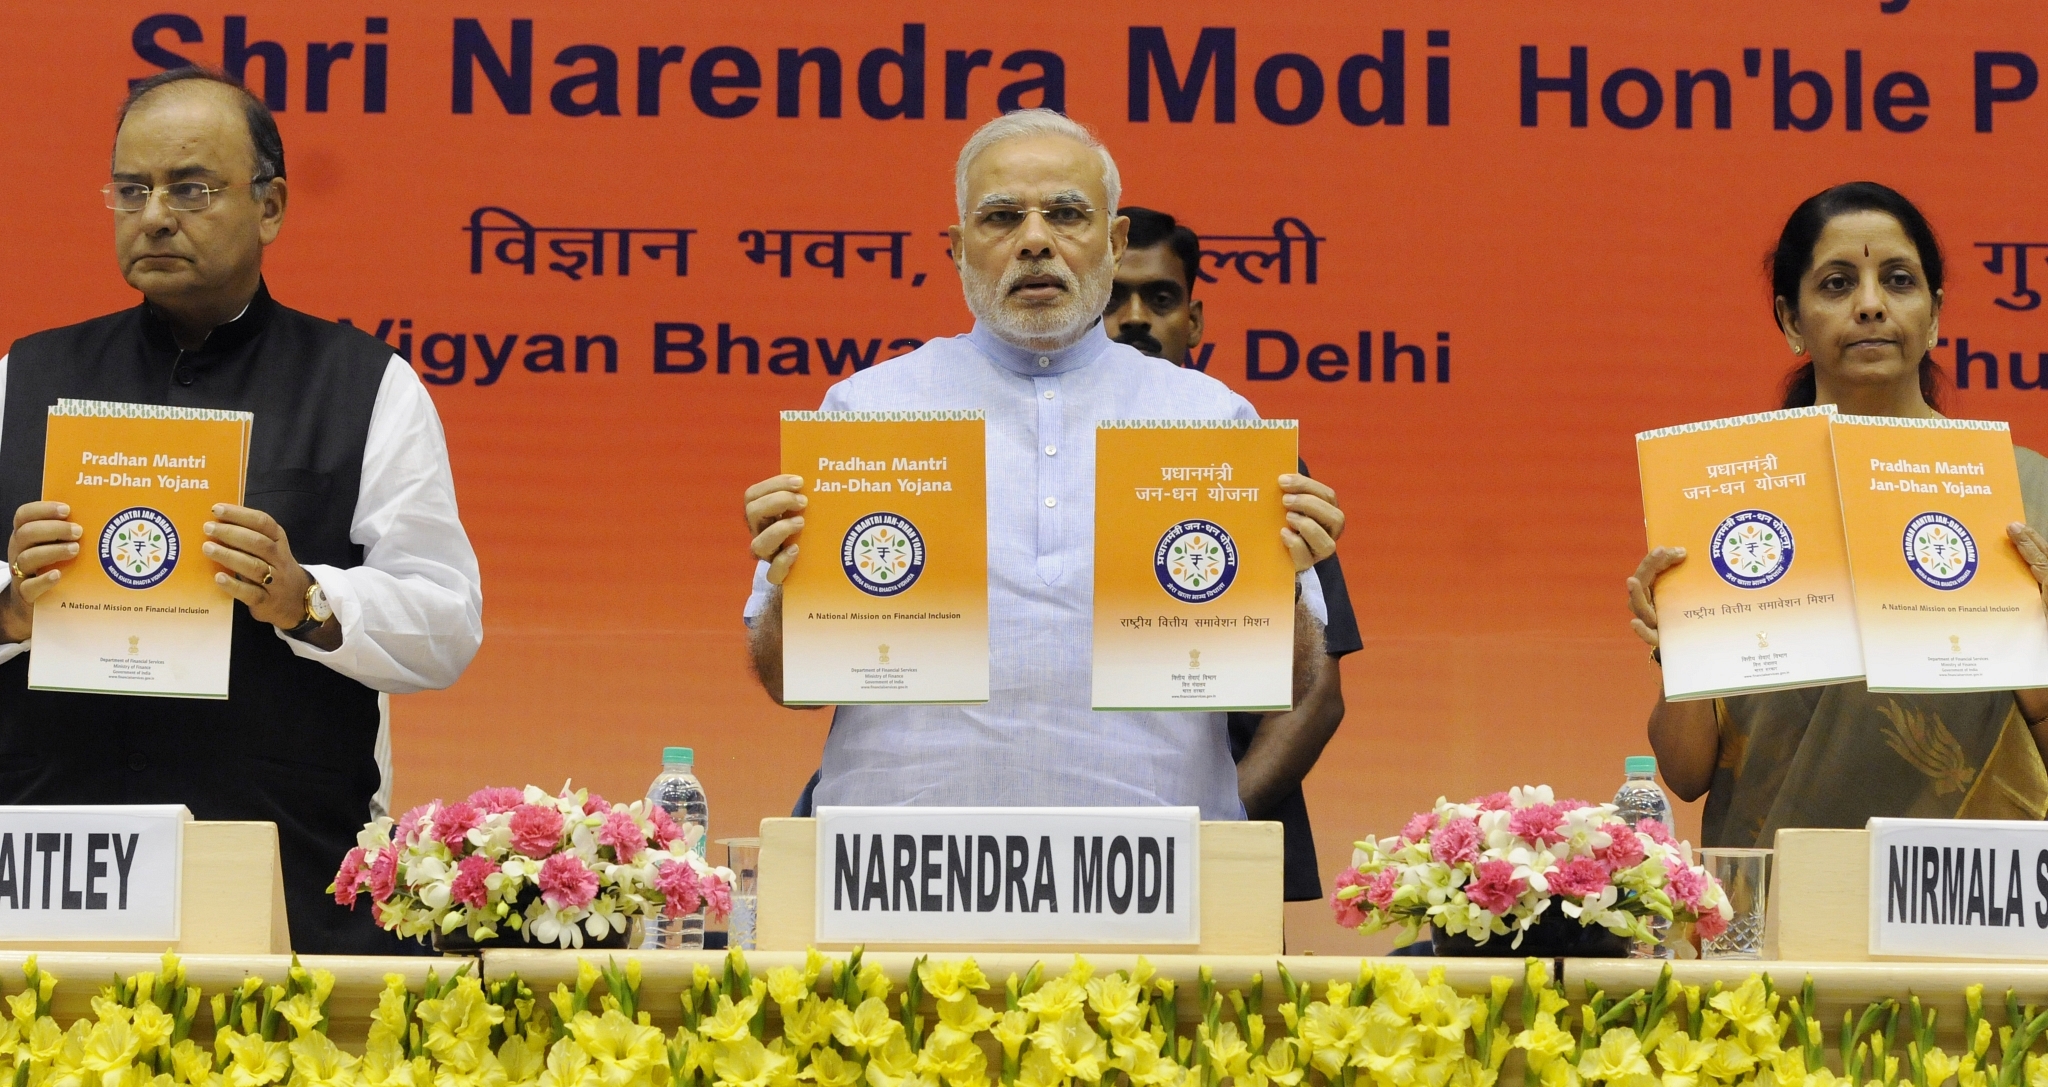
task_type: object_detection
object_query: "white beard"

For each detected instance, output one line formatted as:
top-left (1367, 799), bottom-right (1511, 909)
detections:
top-left (961, 250), bottom-right (1114, 353)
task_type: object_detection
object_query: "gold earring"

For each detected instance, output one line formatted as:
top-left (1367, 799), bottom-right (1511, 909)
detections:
top-left (1790, 343), bottom-right (1804, 356)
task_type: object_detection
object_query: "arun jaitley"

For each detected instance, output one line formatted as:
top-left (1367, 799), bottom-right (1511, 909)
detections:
top-left (0, 70), bottom-right (482, 952)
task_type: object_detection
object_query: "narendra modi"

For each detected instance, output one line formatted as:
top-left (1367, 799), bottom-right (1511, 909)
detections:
top-left (734, 110), bottom-right (1348, 815)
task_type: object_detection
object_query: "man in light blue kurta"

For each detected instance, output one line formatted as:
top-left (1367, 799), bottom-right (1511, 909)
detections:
top-left (741, 111), bottom-right (1345, 820)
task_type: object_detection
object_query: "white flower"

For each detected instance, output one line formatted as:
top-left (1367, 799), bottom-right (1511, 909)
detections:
top-left (1509, 785), bottom-right (1555, 808)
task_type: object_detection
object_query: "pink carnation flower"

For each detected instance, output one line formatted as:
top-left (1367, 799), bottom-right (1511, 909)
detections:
top-left (394, 803), bottom-right (434, 846)
top-left (468, 787), bottom-right (525, 814)
top-left (1465, 859), bottom-right (1526, 915)
top-left (509, 804), bottom-right (566, 857)
top-left (648, 806), bottom-right (687, 848)
top-left (702, 874), bottom-right (732, 919)
top-left (1509, 803), bottom-right (1568, 846)
top-left (431, 802), bottom-right (483, 850)
top-left (1695, 908), bottom-right (1729, 940)
top-left (581, 793), bottom-right (611, 816)
top-left (450, 854), bottom-right (499, 910)
top-left (1431, 817), bottom-right (1482, 866)
top-left (1365, 867), bottom-right (1399, 909)
top-left (1400, 811), bottom-right (1438, 843)
top-left (1665, 862), bottom-right (1709, 911)
top-left (1601, 826), bottom-right (1647, 870)
top-left (655, 859), bottom-right (704, 917)
top-left (1546, 857), bottom-right (1611, 899)
top-left (1556, 799), bottom-right (1593, 812)
top-left (333, 847), bottom-right (367, 907)
top-left (599, 808), bottom-right (645, 861)
top-left (1638, 818), bottom-right (1677, 846)
top-left (537, 852), bottom-right (599, 910)
top-left (368, 847), bottom-right (399, 903)
top-left (1472, 792), bottom-right (1514, 812)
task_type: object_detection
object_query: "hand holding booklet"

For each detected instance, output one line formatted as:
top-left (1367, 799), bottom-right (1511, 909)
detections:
top-left (28, 399), bottom-right (252, 699)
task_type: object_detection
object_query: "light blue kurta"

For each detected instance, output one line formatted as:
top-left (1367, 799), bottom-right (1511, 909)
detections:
top-left (747, 320), bottom-right (1325, 819)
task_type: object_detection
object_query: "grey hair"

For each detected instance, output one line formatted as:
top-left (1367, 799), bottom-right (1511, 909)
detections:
top-left (954, 109), bottom-right (1121, 220)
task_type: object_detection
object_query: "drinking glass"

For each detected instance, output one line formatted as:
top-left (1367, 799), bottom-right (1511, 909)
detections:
top-left (718, 837), bottom-right (761, 951)
top-left (1699, 847), bottom-right (1772, 959)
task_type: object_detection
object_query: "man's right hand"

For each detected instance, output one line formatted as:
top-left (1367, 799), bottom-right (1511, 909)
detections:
top-left (2, 502), bottom-right (83, 642)
top-left (744, 475), bottom-right (807, 585)
top-left (1627, 546), bottom-right (1687, 649)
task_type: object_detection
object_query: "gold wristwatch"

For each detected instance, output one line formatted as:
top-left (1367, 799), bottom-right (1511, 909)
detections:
top-left (285, 582), bottom-right (332, 639)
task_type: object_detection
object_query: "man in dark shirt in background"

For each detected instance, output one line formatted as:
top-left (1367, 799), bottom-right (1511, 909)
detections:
top-left (1106, 207), bottom-right (1361, 902)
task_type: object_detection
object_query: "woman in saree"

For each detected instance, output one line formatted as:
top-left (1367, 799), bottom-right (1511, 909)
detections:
top-left (1628, 181), bottom-right (2048, 845)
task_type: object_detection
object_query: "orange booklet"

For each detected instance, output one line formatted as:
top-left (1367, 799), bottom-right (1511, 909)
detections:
top-left (1636, 406), bottom-right (1863, 700)
top-left (1830, 416), bottom-right (2048, 694)
top-left (29, 399), bottom-right (252, 698)
top-left (778, 410), bottom-right (988, 705)
top-left (1093, 420), bottom-right (1297, 711)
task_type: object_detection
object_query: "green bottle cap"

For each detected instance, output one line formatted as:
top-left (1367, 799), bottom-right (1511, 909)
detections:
top-left (663, 747), bottom-right (694, 765)
top-left (1625, 755), bottom-right (1657, 775)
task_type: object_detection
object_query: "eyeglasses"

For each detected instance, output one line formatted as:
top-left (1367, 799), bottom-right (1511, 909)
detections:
top-left (101, 179), bottom-right (258, 212)
top-left (970, 202), bottom-right (1099, 237)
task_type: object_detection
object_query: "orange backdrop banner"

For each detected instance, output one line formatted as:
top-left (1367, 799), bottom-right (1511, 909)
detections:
top-left (3, 1), bottom-right (2044, 950)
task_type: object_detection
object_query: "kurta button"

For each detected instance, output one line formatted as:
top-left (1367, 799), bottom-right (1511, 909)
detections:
top-left (1043, 390), bottom-right (1055, 399)
top-left (1036, 356), bottom-right (1050, 368)
top-left (1044, 496), bottom-right (1057, 507)
top-left (127, 754), bottom-right (146, 771)
top-left (1045, 445), bottom-right (1057, 456)
top-left (173, 366), bottom-right (195, 386)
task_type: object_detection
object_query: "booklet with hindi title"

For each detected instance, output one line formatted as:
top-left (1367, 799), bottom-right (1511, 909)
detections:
top-left (1093, 419), bottom-right (1298, 712)
top-left (1635, 406), bottom-right (1864, 700)
top-left (28, 399), bottom-right (253, 699)
top-left (778, 410), bottom-right (988, 705)
top-left (1830, 415), bottom-right (2048, 694)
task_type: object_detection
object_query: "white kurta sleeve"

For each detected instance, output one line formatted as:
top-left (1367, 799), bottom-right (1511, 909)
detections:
top-left (0, 354), bottom-right (18, 669)
top-left (276, 355), bottom-right (483, 692)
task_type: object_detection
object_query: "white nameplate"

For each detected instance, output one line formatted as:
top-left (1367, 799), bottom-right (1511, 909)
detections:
top-left (816, 806), bottom-right (1200, 945)
top-left (1867, 817), bottom-right (2048, 960)
top-left (0, 806), bottom-right (188, 941)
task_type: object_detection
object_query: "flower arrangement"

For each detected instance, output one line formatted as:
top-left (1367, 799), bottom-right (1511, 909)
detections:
top-left (330, 783), bottom-right (735, 948)
top-left (1330, 785), bottom-right (1734, 949)
top-left (7, 951), bottom-right (2048, 1087)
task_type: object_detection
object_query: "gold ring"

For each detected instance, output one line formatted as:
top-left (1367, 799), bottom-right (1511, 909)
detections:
top-left (7, 560), bottom-right (27, 582)
top-left (262, 565), bottom-right (275, 586)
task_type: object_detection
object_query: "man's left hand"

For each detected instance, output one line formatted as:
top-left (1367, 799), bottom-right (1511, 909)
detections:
top-left (203, 503), bottom-right (315, 629)
top-left (1280, 473), bottom-right (1344, 572)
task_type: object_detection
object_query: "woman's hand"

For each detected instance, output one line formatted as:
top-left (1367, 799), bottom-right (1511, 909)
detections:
top-left (1627, 546), bottom-right (1688, 649)
top-left (2013, 523), bottom-right (2048, 612)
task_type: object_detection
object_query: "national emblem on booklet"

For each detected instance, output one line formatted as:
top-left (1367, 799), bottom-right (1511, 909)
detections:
top-left (29, 400), bottom-right (253, 699)
top-left (1829, 416), bottom-right (2048, 694)
top-left (1636, 406), bottom-right (1863, 700)
top-left (777, 410), bottom-right (989, 705)
top-left (1092, 420), bottom-right (1297, 712)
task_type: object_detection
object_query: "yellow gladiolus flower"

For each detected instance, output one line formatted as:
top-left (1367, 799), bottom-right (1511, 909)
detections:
top-left (289, 1032), bottom-right (361, 1087)
top-left (701, 993), bottom-right (766, 1047)
top-left (1299, 1003), bottom-right (1369, 1078)
top-left (1206, 1022), bottom-right (1251, 1079)
top-left (1699, 1039), bottom-right (1755, 1083)
top-left (1032, 1012), bottom-right (1107, 1082)
top-left (857, 965), bottom-right (891, 1006)
top-left (222, 1032), bottom-right (289, 1087)
top-left (538, 1039), bottom-right (594, 1087)
top-left (1355, 1007), bottom-right (1422, 1087)
top-left (131, 1004), bottom-right (174, 1053)
top-left (989, 1011), bottom-right (1030, 1064)
top-left (1085, 975), bottom-right (1146, 1041)
top-left (569, 1009), bottom-right (666, 1087)
top-left (832, 999), bottom-right (902, 1056)
top-left (1920, 1048), bottom-right (1963, 1087)
top-left (930, 997), bottom-right (994, 1045)
top-left (914, 1032), bottom-right (987, 1087)
top-left (1577, 1028), bottom-right (1650, 1086)
top-left (765, 969), bottom-right (813, 1013)
top-left (780, 999), bottom-right (839, 1055)
top-left (1013, 1049), bottom-right (1062, 1087)
top-left (1250, 1038), bottom-right (1305, 1087)
top-left (80, 1017), bottom-right (143, 1074)
top-left (1016, 979), bottom-right (1084, 1021)
top-left (915, 962), bottom-right (987, 1005)
top-left (1536, 1058), bottom-right (1583, 1087)
top-left (1652, 1033), bottom-right (1711, 1087)
top-left (801, 1050), bottom-right (861, 1087)
top-left (713, 1037), bottom-right (797, 1087)
top-left (497, 1037), bottom-right (544, 1086)
top-left (277, 996), bottom-right (326, 1043)
top-left (1707, 980), bottom-right (1775, 1042)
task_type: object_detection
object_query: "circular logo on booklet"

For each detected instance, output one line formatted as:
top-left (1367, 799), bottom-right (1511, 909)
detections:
top-left (99, 506), bottom-right (179, 590)
top-left (841, 513), bottom-right (925, 596)
top-left (1709, 509), bottom-right (1795, 589)
top-left (1903, 512), bottom-right (1978, 590)
top-left (1154, 519), bottom-right (1238, 604)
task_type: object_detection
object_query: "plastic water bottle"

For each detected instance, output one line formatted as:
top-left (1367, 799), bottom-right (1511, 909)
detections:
top-left (642, 747), bottom-right (709, 949)
top-left (1613, 755), bottom-right (1675, 958)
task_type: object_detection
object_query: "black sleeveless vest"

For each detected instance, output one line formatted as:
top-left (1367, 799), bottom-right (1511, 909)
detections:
top-left (0, 282), bottom-right (410, 954)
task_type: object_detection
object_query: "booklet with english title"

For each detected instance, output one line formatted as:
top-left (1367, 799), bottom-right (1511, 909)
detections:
top-left (29, 400), bottom-right (252, 699)
top-left (778, 410), bottom-right (988, 705)
top-left (1635, 406), bottom-right (1864, 700)
top-left (1092, 419), bottom-right (1298, 712)
top-left (1829, 416), bottom-right (2048, 694)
